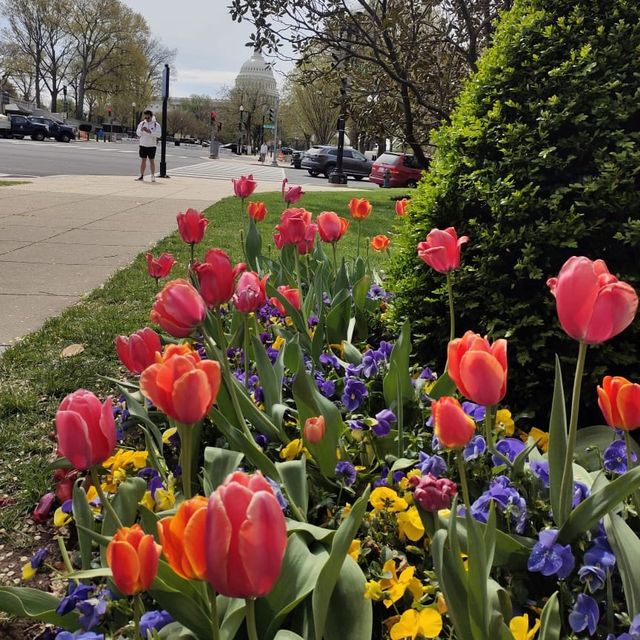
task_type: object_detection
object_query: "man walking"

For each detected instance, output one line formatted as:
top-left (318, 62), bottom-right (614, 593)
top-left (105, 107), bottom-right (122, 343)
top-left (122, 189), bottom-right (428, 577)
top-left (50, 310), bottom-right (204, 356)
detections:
top-left (135, 110), bottom-right (161, 182)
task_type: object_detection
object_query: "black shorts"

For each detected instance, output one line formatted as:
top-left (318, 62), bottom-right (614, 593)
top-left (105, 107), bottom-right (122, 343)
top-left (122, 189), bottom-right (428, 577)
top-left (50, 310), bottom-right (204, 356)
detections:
top-left (139, 146), bottom-right (157, 159)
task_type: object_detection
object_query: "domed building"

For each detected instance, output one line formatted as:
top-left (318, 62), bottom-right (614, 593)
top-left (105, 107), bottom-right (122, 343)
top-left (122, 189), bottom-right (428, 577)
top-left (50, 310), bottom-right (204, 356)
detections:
top-left (235, 50), bottom-right (278, 98)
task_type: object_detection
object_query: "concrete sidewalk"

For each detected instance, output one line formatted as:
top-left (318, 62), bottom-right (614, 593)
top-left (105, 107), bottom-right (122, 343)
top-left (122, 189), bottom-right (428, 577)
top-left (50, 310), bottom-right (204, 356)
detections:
top-left (0, 174), bottom-right (340, 349)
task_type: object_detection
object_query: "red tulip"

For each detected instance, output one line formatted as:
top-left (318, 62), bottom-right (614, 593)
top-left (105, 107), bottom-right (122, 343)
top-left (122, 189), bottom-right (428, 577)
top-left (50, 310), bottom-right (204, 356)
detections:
top-left (371, 234), bottom-right (390, 252)
top-left (232, 174), bottom-right (257, 199)
top-left (447, 331), bottom-right (508, 406)
top-left (417, 227), bottom-right (468, 274)
top-left (146, 252), bottom-right (177, 280)
top-left (282, 178), bottom-right (304, 204)
top-left (303, 416), bottom-right (325, 444)
top-left (395, 198), bottom-right (409, 217)
top-left (271, 285), bottom-right (301, 316)
top-left (53, 468), bottom-right (80, 503)
top-left (205, 471), bottom-right (287, 598)
top-left (247, 201), bottom-right (267, 222)
top-left (348, 198), bottom-right (372, 220)
top-left (177, 208), bottom-right (208, 245)
top-left (410, 474), bottom-right (457, 511)
top-left (158, 496), bottom-right (208, 580)
top-left (115, 327), bottom-right (162, 375)
top-left (317, 211), bottom-right (349, 243)
top-left (32, 492), bottom-right (56, 524)
top-left (140, 344), bottom-right (221, 425)
top-left (296, 222), bottom-right (317, 255)
top-left (547, 256), bottom-right (638, 344)
top-left (55, 389), bottom-right (116, 470)
top-left (597, 376), bottom-right (640, 431)
top-left (106, 524), bottom-right (161, 595)
top-left (194, 249), bottom-right (246, 307)
top-left (150, 279), bottom-right (207, 338)
top-left (233, 271), bottom-right (268, 313)
top-left (432, 396), bottom-right (476, 449)
top-left (273, 208), bottom-right (314, 246)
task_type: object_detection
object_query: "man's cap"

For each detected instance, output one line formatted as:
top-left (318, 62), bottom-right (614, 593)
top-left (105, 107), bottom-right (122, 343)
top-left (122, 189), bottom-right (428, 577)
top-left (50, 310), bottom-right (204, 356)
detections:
top-left (143, 110), bottom-right (153, 116)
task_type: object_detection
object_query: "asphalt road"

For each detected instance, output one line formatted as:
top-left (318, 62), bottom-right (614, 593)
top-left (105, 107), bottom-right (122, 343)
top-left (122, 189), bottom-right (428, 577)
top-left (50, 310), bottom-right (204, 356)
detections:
top-left (0, 138), bottom-right (377, 188)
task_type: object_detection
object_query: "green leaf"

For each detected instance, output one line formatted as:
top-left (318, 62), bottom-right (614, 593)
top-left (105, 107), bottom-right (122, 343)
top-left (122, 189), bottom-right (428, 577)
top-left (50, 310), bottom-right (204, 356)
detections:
top-left (382, 320), bottom-right (414, 407)
top-left (575, 425), bottom-right (640, 471)
top-left (117, 384), bottom-right (164, 455)
top-left (427, 370), bottom-right (457, 400)
top-left (274, 632), bottom-right (305, 640)
top-left (558, 466), bottom-right (640, 543)
top-left (325, 291), bottom-right (352, 345)
top-left (312, 486), bottom-right (370, 640)
top-left (0, 587), bottom-right (80, 630)
top-left (102, 476), bottom-right (147, 538)
top-left (245, 216), bottom-right (262, 271)
top-left (605, 513), bottom-right (640, 617)
top-left (286, 520), bottom-right (336, 542)
top-left (251, 333), bottom-right (282, 411)
top-left (72, 480), bottom-right (95, 569)
top-left (538, 591), bottom-right (561, 640)
top-left (158, 621), bottom-right (198, 639)
top-left (341, 341), bottom-right (363, 365)
top-left (203, 447), bottom-right (244, 495)
top-left (277, 458), bottom-right (309, 516)
top-left (548, 356), bottom-right (570, 527)
top-left (218, 596), bottom-right (246, 640)
top-left (139, 505), bottom-right (160, 540)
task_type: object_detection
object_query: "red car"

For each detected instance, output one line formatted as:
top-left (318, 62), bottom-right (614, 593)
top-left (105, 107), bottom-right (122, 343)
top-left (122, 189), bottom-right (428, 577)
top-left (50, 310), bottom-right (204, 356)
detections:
top-left (369, 152), bottom-right (425, 188)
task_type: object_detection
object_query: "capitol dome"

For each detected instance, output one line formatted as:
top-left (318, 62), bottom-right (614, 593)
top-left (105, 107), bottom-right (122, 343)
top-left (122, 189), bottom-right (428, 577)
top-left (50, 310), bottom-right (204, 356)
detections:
top-left (235, 50), bottom-right (278, 98)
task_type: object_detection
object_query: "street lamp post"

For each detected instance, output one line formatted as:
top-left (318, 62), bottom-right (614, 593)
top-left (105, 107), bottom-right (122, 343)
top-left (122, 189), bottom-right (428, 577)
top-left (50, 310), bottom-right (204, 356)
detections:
top-left (131, 102), bottom-right (136, 135)
top-left (62, 85), bottom-right (67, 120)
top-left (270, 97), bottom-right (280, 167)
top-left (238, 104), bottom-right (244, 155)
top-left (328, 77), bottom-right (348, 184)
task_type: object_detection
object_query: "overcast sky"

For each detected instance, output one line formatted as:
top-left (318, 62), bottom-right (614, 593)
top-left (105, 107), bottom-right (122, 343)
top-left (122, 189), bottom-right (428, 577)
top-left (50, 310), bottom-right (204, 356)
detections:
top-left (121, 0), bottom-right (292, 97)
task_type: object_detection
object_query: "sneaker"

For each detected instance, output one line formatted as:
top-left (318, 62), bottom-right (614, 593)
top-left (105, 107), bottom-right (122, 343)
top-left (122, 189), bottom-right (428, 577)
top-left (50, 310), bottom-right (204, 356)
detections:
top-left (151, 175), bottom-right (156, 183)
top-left (135, 176), bottom-right (143, 181)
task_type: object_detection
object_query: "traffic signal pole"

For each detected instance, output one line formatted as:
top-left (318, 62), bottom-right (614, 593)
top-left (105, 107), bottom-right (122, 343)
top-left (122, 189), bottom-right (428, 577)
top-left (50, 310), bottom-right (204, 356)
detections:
top-left (159, 64), bottom-right (170, 178)
top-left (270, 98), bottom-right (280, 167)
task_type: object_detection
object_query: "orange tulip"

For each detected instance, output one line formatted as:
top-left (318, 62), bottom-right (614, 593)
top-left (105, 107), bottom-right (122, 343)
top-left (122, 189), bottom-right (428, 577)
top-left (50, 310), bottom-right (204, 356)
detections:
top-left (597, 376), bottom-right (640, 431)
top-left (303, 416), bottom-right (325, 444)
top-left (348, 197), bottom-right (372, 220)
top-left (447, 331), bottom-right (508, 406)
top-left (432, 396), bottom-right (476, 449)
top-left (140, 343), bottom-right (221, 424)
top-left (158, 496), bottom-right (208, 580)
top-left (371, 234), bottom-right (390, 252)
top-left (270, 285), bottom-right (301, 316)
top-left (106, 524), bottom-right (161, 595)
top-left (247, 201), bottom-right (267, 222)
top-left (395, 198), bottom-right (409, 216)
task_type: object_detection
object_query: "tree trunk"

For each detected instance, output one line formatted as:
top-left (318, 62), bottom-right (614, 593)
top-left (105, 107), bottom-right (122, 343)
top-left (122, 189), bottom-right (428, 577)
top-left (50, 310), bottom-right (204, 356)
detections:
top-left (75, 69), bottom-right (86, 119)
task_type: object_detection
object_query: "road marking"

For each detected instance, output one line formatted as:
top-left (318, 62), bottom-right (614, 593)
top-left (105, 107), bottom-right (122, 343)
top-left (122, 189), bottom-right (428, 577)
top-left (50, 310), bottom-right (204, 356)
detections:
top-left (169, 161), bottom-right (285, 182)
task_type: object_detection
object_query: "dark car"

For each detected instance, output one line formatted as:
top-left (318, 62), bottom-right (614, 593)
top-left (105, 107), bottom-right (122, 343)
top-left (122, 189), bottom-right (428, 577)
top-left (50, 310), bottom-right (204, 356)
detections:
top-left (369, 152), bottom-right (425, 188)
top-left (290, 150), bottom-right (304, 169)
top-left (301, 145), bottom-right (371, 179)
top-left (8, 114), bottom-right (50, 141)
top-left (28, 116), bottom-right (76, 142)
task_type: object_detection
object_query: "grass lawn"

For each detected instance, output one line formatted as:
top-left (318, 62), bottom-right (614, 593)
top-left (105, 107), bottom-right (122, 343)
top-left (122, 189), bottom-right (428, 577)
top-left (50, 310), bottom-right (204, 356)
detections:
top-left (0, 187), bottom-right (410, 534)
top-left (0, 181), bottom-right (29, 187)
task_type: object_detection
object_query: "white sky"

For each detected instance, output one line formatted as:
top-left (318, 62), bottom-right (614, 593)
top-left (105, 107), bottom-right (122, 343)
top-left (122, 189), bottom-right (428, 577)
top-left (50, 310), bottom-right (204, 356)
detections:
top-left (121, 0), bottom-right (292, 97)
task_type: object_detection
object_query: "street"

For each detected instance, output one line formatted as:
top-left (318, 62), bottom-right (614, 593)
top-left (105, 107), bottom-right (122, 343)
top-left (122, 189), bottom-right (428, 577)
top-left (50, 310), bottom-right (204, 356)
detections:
top-left (0, 138), bottom-right (377, 188)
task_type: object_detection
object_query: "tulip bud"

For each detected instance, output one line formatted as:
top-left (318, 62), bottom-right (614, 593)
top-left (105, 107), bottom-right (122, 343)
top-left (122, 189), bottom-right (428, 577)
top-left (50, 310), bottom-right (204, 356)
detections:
top-left (303, 416), bottom-right (325, 444)
top-left (106, 524), bottom-right (161, 595)
top-left (232, 174), bottom-right (257, 199)
top-left (348, 198), bottom-right (372, 220)
top-left (270, 285), bottom-right (301, 316)
top-left (395, 198), bottom-right (409, 217)
top-left (150, 279), bottom-right (207, 338)
top-left (115, 327), bottom-right (161, 375)
top-left (282, 178), bottom-right (304, 204)
top-left (371, 235), bottom-right (390, 252)
top-left (432, 396), bottom-right (476, 449)
top-left (177, 208), bottom-right (208, 245)
top-left (317, 211), bottom-right (349, 243)
top-left (417, 227), bottom-right (468, 273)
top-left (247, 201), bottom-right (267, 222)
top-left (194, 249), bottom-right (244, 307)
top-left (233, 271), bottom-right (267, 313)
top-left (597, 376), bottom-right (640, 431)
top-left (146, 253), bottom-right (177, 280)
top-left (32, 492), bottom-right (56, 524)
top-left (410, 474), bottom-right (457, 511)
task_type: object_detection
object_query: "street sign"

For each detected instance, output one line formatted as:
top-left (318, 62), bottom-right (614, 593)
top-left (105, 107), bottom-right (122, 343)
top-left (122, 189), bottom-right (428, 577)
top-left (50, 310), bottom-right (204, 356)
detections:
top-left (263, 123), bottom-right (275, 130)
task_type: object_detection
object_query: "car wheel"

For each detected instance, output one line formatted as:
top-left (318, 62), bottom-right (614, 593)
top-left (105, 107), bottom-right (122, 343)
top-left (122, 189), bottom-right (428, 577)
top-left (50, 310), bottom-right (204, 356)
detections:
top-left (354, 175), bottom-right (364, 181)
top-left (32, 132), bottom-right (45, 141)
top-left (307, 170), bottom-right (320, 177)
top-left (60, 134), bottom-right (71, 143)
top-left (323, 163), bottom-right (336, 178)
top-left (406, 180), bottom-right (418, 188)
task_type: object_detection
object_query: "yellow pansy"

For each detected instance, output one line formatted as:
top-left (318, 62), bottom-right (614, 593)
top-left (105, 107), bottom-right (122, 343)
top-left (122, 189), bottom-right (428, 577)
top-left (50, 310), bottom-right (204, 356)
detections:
top-left (396, 506), bottom-right (425, 542)
top-left (21, 562), bottom-right (37, 581)
top-left (406, 469), bottom-right (422, 480)
top-left (53, 507), bottom-right (72, 527)
top-left (436, 593), bottom-right (448, 614)
top-left (140, 491), bottom-right (155, 511)
top-left (348, 539), bottom-right (361, 562)
top-left (280, 438), bottom-right (304, 460)
top-left (380, 560), bottom-right (423, 607)
top-left (272, 335), bottom-right (286, 351)
top-left (528, 428), bottom-right (549, 453)
top-left (509, 613), bottom-right (541, 640)
top-left (130, 451), bottom-right (149, 469)
top-left (364, 580), bottom-right (383, 601)
top-left (162, 427), bottom-right (178, 444)
top-left (154, 486), bottom-right (176, 511)
top-left (370, 487), bottom-right (408, 513)
top-left (390, 607), bottom-right (443, 640)
top-left (495, 409), bottom-right (515, 436)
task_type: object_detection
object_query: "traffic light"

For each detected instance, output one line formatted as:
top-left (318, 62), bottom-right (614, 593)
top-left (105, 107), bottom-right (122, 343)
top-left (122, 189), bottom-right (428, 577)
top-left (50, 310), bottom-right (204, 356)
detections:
top-left (210, 111), bottom-right (217, 124)
top-left (268, 107), bottom-right (275, 122)
top-left (107, 106), bottom-right (112, 117)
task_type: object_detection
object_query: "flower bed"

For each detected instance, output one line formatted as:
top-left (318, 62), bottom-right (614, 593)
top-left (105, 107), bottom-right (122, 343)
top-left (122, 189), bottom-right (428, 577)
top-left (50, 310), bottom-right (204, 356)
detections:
top-left (2, 176), bottom-right (640, 640)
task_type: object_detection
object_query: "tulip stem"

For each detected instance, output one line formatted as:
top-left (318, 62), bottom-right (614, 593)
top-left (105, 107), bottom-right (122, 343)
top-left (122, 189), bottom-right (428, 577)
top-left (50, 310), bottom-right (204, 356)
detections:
top-left (484, 406), bottom-right (494, 451)
top-left (396, 374), bottom-right (404, 458)
top-left (332, 242), bottom-right (338, 276)
top-left (177, 423), bottom-right (193, 500)
top-left (243, 314), bottom-right (251, 389)
top-left (446, 271), bottom-right (455, 343)
top-left (560, 340), bottom-right (588, 522)
top-left (57, 536), bottom-right (74, 575)
top-left (294, 249), bottom-right (304, 305)
top-left (206, 583), bottom-right (221, 640)
top-left (456, 452), bottom-right (472, 514)
top-left (133, 594), bottom-right (142, 639)
top-left (623, 430), bottom-right (640, 514)
top-left (245, 598), bottom-right (258, 640)
top-left (90, 466), bottom-right (123, 529)
top-left (190, 243), bottom-right (195, 266)
top-left (356, 220), bottom-right (362, 258)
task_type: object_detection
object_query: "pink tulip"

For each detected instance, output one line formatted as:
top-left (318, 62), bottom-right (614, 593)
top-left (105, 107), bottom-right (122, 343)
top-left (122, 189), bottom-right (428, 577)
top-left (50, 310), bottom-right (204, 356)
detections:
top-left (282, 178), bottom-right (304, 204)
top-left (270, 285), bottom-right (301, 316)
top-left (32, 492), bottom-right (56, 524)
top-left (317, 212), bottom-right (349, 244)
top-left (55, 389), bottom-right (116, 470)
top-left (273, 208), bottom-right (313, 246)
top-left (432, 396), bottom-right (476, 449)
top-left (205, 471), bottom-right (287, 598)
top-left (296, 222), bottom-right (317, 255)
top-left (233, 271), bottom-right (267, 313)
top-left (150, 279), bottom-right (207, 338)
top-left (410, 474), bottom-right (457, 511)
top-left (303, 416), bottom-right (325, 444)
top-left (146, 253), bottom-right (177, 280)
top-left (177, 208), bottom-right (208, 245)
top-left (417, 227), bottom-right (468, 273)
top-left (547, 256), bottom-right (638, 344)
top-left (115, 327), bottom-right (162, 375)
top-left (232, 174), bottom-right (257, 199)
top-left (194, 249), bottom-right (246, 307)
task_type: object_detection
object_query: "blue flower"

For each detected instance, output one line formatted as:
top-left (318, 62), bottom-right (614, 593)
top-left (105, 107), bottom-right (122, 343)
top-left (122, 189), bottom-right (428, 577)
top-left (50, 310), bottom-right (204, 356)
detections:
top-left (360, 351), bottom-right (380, 378)
top-left (584, 535), bottom-right (616, 571)
top-left (140, 610), bottom-right (173, 637)
top-left (319, 353), bottom-right (341, 370)
top-left (530, 460), bottom-right (550, 488)
top-left (463, 435), bottom-right (486, 461)
top-left (491, 438), bottom-right (526, 466)
top-left (30, 547), bottom-right (48, 569)
top-left (56, 582), bottom-right (93, 616)
top-left (603, 439), bottom-right (637, 475)
top-left (315, 374), bottom-right (335, 398)
top-left (416, 452), bottom-right (447, 478)
top-left (528, 529), bottom-right (575, 579)
top-left (347, 418), bottom-right (366, 430)
top-left (342, 378), bottom-right (368, 411)
top-left (419, 367), bottom-right (437, 381)
top-left (266, 477), bottom-right (288, 511)
top-left (461, 401), bottom-right (486, 421)
top-left (572, 481), bottom-right (590, 507)
top-left (345, 362), bottom-right (364, 377)
top-left (307, 314), bottom-right (319, 327)
top-left (578, 564), bottom-right (607, 593)
top-left (377, 341), bottom-right (393, 359)
top-left (373, 466), bottom-right (389, 487)
top-left (373, 409), bottom-right (396, 437)
top-left (568, 593), bottom-right (599, 636)
top-left (77, 596), bottom-right (107, 631)
top-left (335, 461), bottom-right (357, 487)
top-left (56, 632), bottom-right (104, 640)
top-left (629, 612), bottom-right (640, 638)
top-left (470, 476), bottom-right (528, 534)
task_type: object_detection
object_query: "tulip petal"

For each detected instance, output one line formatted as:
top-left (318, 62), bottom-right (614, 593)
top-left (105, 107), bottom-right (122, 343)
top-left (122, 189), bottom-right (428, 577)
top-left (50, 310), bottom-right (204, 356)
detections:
top-left (618, 384), bottom-right (640, 431)
top-left (205, 493), bottom-right (233, 594)
top-left (172, 369), bottom-right (212, 424)
top-left (459, 351), bottom-right (506, 406)
top-left (55, 410), bottom-right (92, 470)
top-left (109, 540), bottom-right (141, 595)
top-left (137, 535), bottom-right (161, 590)
top-left (184, 506), bottom-right (207, 579)
top-left (96, 396), bottom-right (116, 462)
top-left (585, 283), bottom-right (638, 344)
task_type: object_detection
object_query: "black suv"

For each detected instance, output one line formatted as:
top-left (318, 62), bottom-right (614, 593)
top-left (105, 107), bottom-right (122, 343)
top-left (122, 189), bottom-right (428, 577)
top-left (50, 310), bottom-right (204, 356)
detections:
top-left (8, 115), bottom-right (50, 141)
top-left (301, 145), bottom-right (371, 180)
top-left (29, 116), bottom-right (76, 142)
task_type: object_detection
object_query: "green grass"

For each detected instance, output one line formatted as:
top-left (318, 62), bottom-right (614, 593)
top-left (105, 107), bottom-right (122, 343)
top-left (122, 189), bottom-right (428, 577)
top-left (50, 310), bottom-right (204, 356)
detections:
top-left (0, 188), bottom-right (409, 530)
top-left (0, 181), bottom-right (29, 187)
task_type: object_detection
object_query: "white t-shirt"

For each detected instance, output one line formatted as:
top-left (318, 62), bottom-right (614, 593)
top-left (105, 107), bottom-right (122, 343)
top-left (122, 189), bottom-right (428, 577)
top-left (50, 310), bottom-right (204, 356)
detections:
top-left (260, 143), bottom-right (268, 154)
top-left (136, 119), bottom-right (161, 147)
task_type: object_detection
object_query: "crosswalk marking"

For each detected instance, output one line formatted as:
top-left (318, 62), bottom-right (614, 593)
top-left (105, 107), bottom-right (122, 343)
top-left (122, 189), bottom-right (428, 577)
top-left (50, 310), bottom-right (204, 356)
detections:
top-left (169, 160), bottom-right (286, 182)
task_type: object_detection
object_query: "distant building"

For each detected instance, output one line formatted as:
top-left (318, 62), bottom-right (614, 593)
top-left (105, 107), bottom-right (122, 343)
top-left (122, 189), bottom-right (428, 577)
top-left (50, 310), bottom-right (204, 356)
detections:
top-left (235, 50), bottom-right (278, 98)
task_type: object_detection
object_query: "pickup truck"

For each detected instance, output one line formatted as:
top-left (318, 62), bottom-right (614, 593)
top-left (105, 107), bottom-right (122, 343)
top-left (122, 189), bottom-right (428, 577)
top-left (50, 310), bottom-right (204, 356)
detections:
top-left (0, 114), bottom-right (49, 141)
top-left (0, 113), bottom-right (11, 137)
top-left (29, 115), bottom-right (76, 142)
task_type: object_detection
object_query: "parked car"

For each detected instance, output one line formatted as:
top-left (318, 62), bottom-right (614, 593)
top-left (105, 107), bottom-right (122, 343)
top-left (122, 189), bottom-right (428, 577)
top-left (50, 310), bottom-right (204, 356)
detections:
top-left (5, 114), bottom-right (50, 141)
top-left (301, 145), bottom-right (371, 179)
top-left (369, 152), bottom-right (425, 188)
top-left (0, 113), bottom-right (10, 137)
top-left (221, 142), bottom-right (239, 153)
top-left (290, 150), bottom-right (303, 169)
top-left (28, 116), bottom-right (76, 142)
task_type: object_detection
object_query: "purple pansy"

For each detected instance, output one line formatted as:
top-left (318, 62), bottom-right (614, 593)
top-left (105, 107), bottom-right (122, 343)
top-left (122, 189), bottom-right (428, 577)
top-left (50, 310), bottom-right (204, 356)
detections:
top-left (342, 378), bottom-right (368, 411)
top-left (491, 437), bottom-right (526, 466)
top-left (604, 439), bottom-right (637, 475)
top-left (416, 452), bottom-right (447, 478)
top-left (530, 460), bottom-right (550, 488)
top-left (568, 593), bottom-right (599, 636)
top-left (527, 529), bottom-right (575, 579)
top-left (373, 409), bottom-right (396, 437)
top-left (335, 461), bottom-right (357, 487)
top-left (578, 564), bottom-right (607, 593)
top-left (463, 435), bottom-right (486, 462)
top-left (140, 610), bottom-right (174, 637)
top-left (470, 476), bottom-right (528, 534)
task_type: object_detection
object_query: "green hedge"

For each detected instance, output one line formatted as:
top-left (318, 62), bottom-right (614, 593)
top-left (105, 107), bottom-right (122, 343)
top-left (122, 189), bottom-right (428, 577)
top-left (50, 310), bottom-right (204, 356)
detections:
top-left (390, 0), bottom-right (640, 425)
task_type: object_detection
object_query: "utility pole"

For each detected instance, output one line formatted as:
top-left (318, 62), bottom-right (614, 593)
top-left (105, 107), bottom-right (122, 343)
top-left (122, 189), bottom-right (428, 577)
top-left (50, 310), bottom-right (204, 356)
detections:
top-left (328, 77), bottom-right (348, 184)
top-left (270, 97), bottom-right (280, 167)
top-left (159, 64), bottom-right (170, 178)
